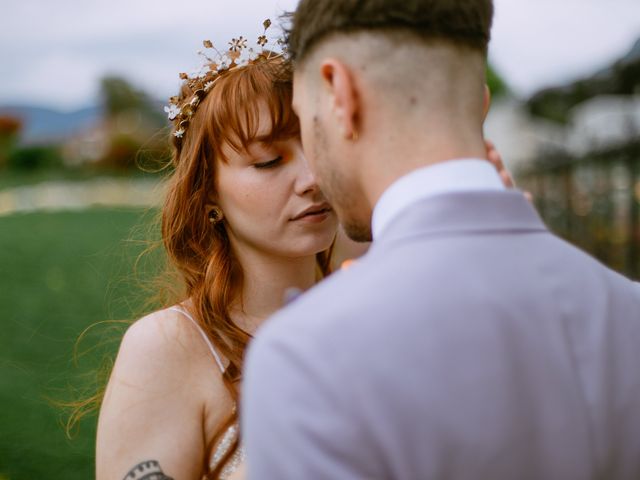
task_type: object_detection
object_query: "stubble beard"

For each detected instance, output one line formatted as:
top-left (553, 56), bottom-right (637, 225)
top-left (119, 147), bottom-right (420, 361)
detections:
top-left (313, 118), bottom-right (373, 243)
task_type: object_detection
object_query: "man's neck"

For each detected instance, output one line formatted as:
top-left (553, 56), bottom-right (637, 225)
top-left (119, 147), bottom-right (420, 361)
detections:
top-left (361, 129), bottom-right (487, 212)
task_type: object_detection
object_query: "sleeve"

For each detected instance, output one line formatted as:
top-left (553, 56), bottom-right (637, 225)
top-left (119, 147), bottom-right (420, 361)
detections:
top-left (241, 322), bottom-right (378, 480)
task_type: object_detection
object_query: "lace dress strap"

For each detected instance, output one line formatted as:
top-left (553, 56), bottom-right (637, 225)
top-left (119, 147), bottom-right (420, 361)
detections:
top-left (168, 306), bottom-right (226, 374)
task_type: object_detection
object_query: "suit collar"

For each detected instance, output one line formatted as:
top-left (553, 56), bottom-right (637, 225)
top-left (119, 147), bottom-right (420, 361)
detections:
top-left (372, 159), bottom-right (506, 240)
top-left (372, 190), bottom-right (547, 248)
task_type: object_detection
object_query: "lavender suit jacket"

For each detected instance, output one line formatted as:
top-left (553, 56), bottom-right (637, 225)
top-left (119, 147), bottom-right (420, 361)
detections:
top-left (242, 190), bottom-right (640, 480)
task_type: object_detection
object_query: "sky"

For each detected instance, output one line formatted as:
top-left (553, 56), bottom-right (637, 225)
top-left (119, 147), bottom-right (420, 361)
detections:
top-left (1, 0), bottom-right (639, 111)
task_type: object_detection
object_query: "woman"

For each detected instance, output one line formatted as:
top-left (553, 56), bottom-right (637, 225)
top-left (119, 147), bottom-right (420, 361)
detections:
top-left (96, 25), bottom-right (338, 479)
top-left (96, 24), bottom-right (514, 480)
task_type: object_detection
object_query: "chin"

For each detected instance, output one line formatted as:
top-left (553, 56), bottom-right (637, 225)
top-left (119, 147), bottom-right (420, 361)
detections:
top-left (288, 225), bottom-right (337, 257)
top-left (301, 231), bottom-right (337, 256)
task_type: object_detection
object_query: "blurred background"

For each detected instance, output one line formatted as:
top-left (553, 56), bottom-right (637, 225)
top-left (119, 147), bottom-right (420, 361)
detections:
top-left (1, 0), bottom-right (639, 478)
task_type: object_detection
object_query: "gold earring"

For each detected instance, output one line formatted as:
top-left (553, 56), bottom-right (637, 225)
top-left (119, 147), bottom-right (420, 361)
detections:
top-left (208, 206), bottom-right (224, 225)
top-left (350, 130), bottom-right (359, 141)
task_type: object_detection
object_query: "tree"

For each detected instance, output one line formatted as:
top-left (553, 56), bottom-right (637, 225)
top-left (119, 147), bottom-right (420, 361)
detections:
top-left (487, 64), bottom-right (509, 99)
top-left (100, 76), bottom-right (164, 127)
top-left (0, 115), bottom-right (22, 168)
top-left (98, 76), bottom-right (168, 170)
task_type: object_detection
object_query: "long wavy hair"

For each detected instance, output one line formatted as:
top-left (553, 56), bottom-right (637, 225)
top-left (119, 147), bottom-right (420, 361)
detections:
top-left (163, 56), bottom-right (332, 478)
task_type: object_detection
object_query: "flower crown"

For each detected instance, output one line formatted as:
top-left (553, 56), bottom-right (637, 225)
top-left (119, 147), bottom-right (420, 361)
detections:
top-left (165, 19), bottom-right (287, 144)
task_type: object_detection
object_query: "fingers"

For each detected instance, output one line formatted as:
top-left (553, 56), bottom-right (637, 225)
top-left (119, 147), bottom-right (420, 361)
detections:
top-left (485, 140), bottom-right (501, 168)
top-left (499, 169), bottom-right (515, 189)
top-left (523, 191), bottom-right (534, 203)
top-left (485, 140), bottom-right (533, 201)
top-left (484, 139), bottom-right (495, 151)
top-left (485, 140), bottom-right (515, 189)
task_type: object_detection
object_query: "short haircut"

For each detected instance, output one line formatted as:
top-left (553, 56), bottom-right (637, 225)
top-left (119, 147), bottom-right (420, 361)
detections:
top-left (286, 0), bottom-right (494, 64)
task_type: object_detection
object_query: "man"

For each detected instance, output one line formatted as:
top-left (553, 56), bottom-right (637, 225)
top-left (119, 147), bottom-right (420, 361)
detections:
top-left (242, 1), bottom-right (640, 478)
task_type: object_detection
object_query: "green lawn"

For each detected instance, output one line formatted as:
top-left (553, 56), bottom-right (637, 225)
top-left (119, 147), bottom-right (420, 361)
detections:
top-left (0, 208), bottom-right (159, 479)
top-left (0, 168), bottom-right (162, 190)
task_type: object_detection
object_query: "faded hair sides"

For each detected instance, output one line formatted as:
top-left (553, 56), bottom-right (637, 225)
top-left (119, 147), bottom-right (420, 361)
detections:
top-left (285, 0), bottom-right (494, 64)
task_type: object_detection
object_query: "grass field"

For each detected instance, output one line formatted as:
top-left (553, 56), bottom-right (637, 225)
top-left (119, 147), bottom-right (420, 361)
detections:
top-left (0, 207), bottom-right (159, 479)
top-left (0, 168), bottom-right (162, 190)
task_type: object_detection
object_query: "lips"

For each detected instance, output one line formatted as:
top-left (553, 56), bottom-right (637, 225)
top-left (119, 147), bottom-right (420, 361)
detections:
top-left (291, 203), bottom-right (333, 221)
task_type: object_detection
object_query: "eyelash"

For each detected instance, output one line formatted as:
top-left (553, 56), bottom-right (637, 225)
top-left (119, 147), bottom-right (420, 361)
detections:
top-left (254, 156), bottom-right (283, 169)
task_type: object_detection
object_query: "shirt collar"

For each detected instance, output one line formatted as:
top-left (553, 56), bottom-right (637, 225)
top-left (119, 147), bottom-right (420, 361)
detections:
top-left (371, 158), bottom-right (506, 239)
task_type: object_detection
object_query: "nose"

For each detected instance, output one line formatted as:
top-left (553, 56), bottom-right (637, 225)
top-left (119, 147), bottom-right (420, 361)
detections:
top-left (293, 143), bottom-right (319, 196)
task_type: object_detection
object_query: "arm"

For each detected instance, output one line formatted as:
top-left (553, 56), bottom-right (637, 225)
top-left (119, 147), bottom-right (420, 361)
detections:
top-left (96, 311), bottom-right (216, 480)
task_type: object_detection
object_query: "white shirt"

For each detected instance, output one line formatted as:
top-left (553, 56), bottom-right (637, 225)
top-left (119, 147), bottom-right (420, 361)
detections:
top-left (371, 158), bottom-right (506, 239)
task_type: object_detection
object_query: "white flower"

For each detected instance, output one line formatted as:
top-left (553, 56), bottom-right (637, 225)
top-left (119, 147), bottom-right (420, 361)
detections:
top-left (229, 36), bottom-right (247, 52)
top-left (237, 56), bottom-right (250, 67)
top-left (204, 81), bottom-right (215, 92)
top-left (174, 128), bottom-right (186, 138)
top-left (248, 48), bottom-right (259, 61)
top-left (190, 68), bottom-right (208, 79)
top-left (164, 105), bottom-right (180, 121)
top-left (217, 60), bottom-right (230, 72)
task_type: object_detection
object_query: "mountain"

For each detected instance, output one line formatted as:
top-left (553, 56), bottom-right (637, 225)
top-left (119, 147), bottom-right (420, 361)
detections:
top-left (623, 37), bottom-right (640, 64)
top-left (0, 105), bottom-right (103, 144)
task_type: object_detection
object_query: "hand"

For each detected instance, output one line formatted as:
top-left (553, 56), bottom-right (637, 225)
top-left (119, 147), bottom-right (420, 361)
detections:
top-left (485, 139), bottom-right (514, 189)
top-left (485, 139), bottom-right (533, 202)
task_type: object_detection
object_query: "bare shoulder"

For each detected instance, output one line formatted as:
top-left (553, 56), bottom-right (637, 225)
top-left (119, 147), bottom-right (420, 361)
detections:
top-left (121, 308), bottom-right (208, 362)
top-left (106, 307), bottom-right (229, 409)
top-left (97, 307), bottom-right (231, 479)
top-left (119, 309), bottom-right (204, 378)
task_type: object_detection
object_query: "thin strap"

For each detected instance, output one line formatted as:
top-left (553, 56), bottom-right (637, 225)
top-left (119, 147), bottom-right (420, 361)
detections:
top-left (168, 306), bottom-right (226, 373)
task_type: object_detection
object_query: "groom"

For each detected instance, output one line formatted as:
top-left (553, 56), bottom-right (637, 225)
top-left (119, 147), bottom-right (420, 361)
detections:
top-left (242, 1), bottom-right (640, 478)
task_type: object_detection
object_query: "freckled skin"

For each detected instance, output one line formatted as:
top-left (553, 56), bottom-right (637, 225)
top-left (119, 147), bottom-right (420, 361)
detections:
top-left (215, 101), bottom-right (338, 260)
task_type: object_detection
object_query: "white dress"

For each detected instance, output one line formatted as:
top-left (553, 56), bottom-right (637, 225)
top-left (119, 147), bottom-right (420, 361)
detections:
top-left (169, 306), bottom-right (246, 479)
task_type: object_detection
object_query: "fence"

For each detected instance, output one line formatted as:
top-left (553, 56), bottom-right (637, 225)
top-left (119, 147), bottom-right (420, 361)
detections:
top-left (518, 140), bottom-right (640, 279)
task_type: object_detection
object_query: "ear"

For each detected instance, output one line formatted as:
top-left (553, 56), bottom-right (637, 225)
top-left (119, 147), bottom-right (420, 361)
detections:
top-left (319, 58), bottom-right (359, 140)
top-left (482, 84), bottom-right (491, 121)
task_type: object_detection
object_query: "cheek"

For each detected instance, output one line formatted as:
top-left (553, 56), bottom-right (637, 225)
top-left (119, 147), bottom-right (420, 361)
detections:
top-left (224, 182), bottom-right (283, 223)
top-left (217, 168), bottom-right (293, 239)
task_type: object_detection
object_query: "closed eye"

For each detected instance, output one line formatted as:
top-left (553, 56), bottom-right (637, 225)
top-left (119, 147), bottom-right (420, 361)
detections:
top-left (254, 156), bottom-right (283, 169)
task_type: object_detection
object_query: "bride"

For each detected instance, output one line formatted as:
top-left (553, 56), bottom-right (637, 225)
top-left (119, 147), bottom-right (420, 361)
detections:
top-left (95, 22), bottom-right (514, 480)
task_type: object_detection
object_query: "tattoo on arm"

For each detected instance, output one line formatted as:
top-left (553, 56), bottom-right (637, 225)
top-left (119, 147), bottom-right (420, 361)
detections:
top-left (122, 460), bottom-right (174, 480)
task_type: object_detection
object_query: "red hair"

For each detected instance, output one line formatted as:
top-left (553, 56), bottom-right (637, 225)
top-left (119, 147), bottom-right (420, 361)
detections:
top-left (163, 56), bottom-right (332, 477)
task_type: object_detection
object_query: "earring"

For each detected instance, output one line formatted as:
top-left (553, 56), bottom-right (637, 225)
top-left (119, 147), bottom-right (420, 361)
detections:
top-left (349, 130), bottom-right (359, 142)
top-left (208, 206), bottom-right (224, 225)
